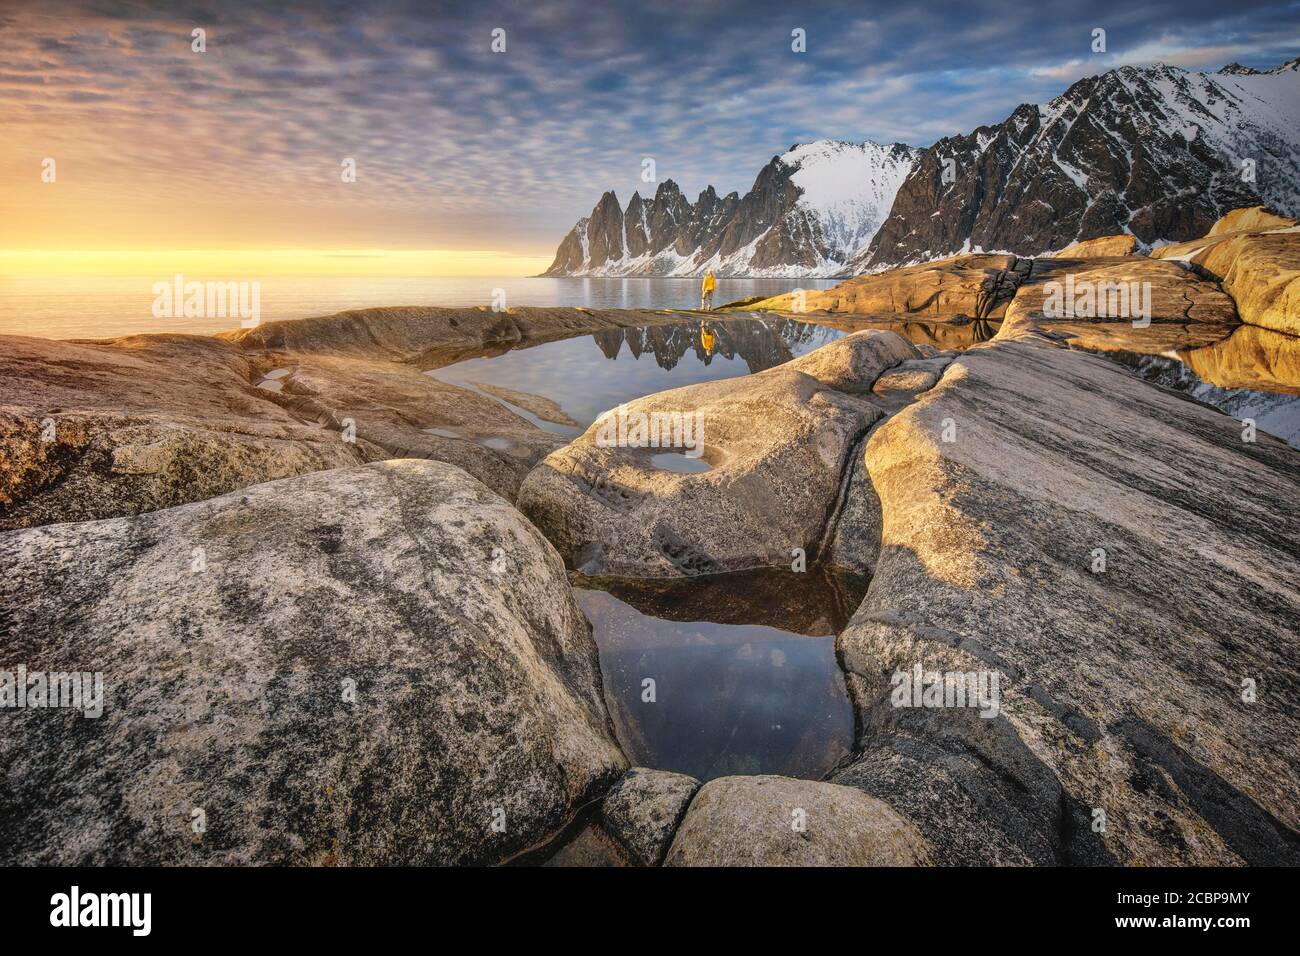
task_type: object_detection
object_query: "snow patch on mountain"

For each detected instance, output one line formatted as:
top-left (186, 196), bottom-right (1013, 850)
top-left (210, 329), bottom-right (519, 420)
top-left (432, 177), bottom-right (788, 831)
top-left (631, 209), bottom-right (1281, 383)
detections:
top-left (784, 140), bottom-right (915, 259)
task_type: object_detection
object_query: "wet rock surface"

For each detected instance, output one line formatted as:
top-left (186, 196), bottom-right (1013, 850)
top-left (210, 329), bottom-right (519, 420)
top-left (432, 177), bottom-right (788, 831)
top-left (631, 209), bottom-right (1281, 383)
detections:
top-left (600, 767), bottom-right (701, 866)
top-left (469, 382), bottom-right (579, 427)
top-left (0, 460), bottom-right (626, 864)
top-left (832, 320), bottom-right (1300, 865)
top-left (517, 332), bottom-right (916, 577)
top-left (663, 775), bottom-right (932, 866)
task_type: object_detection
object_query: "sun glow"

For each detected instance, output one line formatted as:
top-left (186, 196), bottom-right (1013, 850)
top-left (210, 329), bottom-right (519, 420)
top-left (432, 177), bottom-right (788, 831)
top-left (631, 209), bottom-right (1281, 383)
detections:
top-left (0, 249), bottom-right (552, 278)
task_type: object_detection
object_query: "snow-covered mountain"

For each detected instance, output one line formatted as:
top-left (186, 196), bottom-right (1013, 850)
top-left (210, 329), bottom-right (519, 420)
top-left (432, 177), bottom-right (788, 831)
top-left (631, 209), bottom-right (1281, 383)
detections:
top-left (545, 58), bottom-right (1300, 277)
top-left (543, 140), bottom-right (918, 277)
top-left (860, 58), bottom-right (1300, 270)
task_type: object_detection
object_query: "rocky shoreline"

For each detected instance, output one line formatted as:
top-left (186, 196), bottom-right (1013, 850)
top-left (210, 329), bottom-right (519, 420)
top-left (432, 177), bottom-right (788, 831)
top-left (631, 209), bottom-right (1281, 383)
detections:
top-left (2, 208), bottom-right (1298, 865)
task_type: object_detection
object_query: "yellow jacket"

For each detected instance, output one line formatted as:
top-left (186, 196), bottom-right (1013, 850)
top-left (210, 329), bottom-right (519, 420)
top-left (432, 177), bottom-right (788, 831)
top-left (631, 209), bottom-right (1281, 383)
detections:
top-left (702, 272), bottom-right (717, 293)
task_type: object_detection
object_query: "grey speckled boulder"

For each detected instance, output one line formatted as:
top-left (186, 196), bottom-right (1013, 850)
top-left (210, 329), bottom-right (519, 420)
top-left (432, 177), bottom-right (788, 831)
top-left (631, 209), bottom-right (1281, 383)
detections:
top-left (600, 767), bottom-right (701, 866)
top-left (0, 459), bottom-right (627, 864)
top-left (663, 775), bottom-right (931, 867)
top-left (518, 331), bottom-right (917, 577)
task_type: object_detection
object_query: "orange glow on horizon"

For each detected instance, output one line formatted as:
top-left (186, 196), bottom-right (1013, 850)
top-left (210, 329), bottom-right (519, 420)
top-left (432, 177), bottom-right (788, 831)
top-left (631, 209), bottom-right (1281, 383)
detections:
top-left (0, 249), bottom-right (554, 278)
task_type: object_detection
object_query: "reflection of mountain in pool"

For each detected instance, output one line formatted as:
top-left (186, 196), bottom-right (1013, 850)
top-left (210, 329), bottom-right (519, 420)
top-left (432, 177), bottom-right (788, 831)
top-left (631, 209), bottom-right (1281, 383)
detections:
top-left (591, 315), bottom-right (843, 372)
top-left (574, 568), bottom-right (863, 782)
top-left (429, 316), bottom-right (846, 431)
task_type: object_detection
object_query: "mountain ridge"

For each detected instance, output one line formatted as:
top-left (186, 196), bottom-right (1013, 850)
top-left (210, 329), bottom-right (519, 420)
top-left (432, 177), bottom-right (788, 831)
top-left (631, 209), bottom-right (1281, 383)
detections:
top-left (544, 58), bottom-right (1300, 278)
top-left (543, 140), bottom-right (918, 278)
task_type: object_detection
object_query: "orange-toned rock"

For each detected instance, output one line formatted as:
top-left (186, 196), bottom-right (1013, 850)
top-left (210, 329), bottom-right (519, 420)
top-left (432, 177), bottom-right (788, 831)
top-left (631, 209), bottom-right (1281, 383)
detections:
top-left (1208, 205), bottom-right (1297, 236)
top-left (1053, 235), bottom-right (1139, 258)
top-left (1151, 205), bottom-right (1297, 263)
top-left (1147, 206), bottom-right (1300, 334)
top-left (1196, 231), bottom-right (1300, 335)
top-left (1004, 256), bottom-right (1238, 327)
top-left (1182, 323), bottom-right (1300, 394)
top-left (750, 254), bottom-right (1028, 318)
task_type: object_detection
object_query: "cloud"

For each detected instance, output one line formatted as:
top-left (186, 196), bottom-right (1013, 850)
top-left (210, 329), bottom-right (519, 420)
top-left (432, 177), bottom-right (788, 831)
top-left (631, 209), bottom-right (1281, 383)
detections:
top-left (1, 0), bottom-right (1297, 256)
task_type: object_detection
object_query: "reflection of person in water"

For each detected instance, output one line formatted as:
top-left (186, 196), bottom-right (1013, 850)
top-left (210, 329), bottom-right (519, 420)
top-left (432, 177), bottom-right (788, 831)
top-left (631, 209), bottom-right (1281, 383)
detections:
top-left (699, 320), bottom-right (716, 356)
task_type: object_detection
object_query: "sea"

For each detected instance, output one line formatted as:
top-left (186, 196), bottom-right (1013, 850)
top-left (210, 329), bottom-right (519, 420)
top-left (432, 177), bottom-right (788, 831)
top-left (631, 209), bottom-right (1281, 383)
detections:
top-left (0, 275), bottom-right (839, 340)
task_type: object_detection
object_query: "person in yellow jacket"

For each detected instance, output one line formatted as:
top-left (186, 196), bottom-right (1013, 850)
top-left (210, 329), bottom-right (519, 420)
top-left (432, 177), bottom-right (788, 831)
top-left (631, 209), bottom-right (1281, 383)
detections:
top-left (700, 270), bottom-right (717, 310)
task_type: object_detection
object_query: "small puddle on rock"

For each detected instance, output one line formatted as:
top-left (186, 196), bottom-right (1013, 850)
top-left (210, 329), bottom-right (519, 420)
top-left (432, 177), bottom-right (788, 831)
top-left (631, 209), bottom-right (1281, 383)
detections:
top-left (478, 436), bottom-right (517, 453)
top-left (647, 450), bottom-right (711, 473)
top-left (255, 367), bottom-right (292, 393)
top-left (573, 566), bottom-right (865, 783)
top-left (540, 817), bottom-right (632, 867)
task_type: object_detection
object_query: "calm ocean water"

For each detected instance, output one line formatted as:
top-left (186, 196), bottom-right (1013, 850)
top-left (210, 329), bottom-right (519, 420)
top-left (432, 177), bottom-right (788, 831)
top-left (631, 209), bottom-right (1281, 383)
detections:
top-left (0, 275), bottom-right (839, 340)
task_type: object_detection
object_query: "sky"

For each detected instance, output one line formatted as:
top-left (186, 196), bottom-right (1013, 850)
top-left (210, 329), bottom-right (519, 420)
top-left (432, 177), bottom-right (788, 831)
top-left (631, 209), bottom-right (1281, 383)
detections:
top-left (2, 0), bottom-right (1299, 275)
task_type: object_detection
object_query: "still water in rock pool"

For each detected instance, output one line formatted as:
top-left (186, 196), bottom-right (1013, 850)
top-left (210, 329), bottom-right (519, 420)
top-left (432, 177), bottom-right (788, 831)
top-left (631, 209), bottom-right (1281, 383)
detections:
top-left (432, 315), bottom-right (860, 865)
top-left (427, 315), bottom-right (847, 436)
top-left (573, 567), bottom-right (864, 782)
top-left (426, 316), bottom-right (865, 786)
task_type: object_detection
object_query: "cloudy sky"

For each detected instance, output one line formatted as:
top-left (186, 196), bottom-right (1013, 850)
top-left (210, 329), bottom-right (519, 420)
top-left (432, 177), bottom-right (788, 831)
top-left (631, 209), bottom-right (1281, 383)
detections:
top-left (3, 0), bottom-right (1298, 274)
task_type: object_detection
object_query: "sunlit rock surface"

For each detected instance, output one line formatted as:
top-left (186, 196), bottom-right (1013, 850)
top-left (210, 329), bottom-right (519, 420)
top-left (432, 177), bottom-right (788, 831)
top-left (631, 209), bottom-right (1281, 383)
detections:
top-left (1152, 207), bottom-right (1299, 334)
top-left (750, 254), bottom-right (1028, 318)
top-left (1002, 256), bottom-right (1238, 327)
top-left (517, 332), bottom-right (917, 577)
top-left (831, 319), bottom-right (1300, 865)
top-left (1053, 235), bottom-right (1139, 258)
top-left (0, 307), bottom-right (686, 527)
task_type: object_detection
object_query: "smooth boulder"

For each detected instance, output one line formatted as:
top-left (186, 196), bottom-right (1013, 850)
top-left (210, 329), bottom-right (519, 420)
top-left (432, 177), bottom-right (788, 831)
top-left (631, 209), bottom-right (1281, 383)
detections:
top-left (600, 767), bottom-right (701, 866)
top-left (750, 254), bottom-right (1027, 318)
top-left (517, 331), bottom-right (917, 577)
top-left (0, 460), bottom-right (627, 864)
top-left (1151, 206), bottom-right (1300, 334)
top-left (663, 775), bottom-right (931, 866)
top-left (832, 320), bottom-right (1300, 865)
